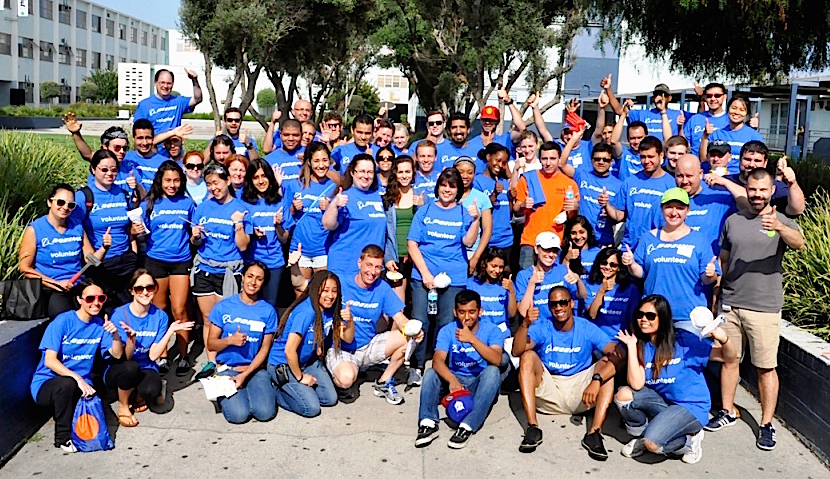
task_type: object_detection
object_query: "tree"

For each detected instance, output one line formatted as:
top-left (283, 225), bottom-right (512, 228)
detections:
top-left (40, 81), bottom-right (61, 102)
top-left (78, 82), bottom-right (99, 102)
top-left (326, 80), bottom-right (381, 122)
top-left (83, 70), bottom-right (118, 103)
top-left (256, 88), bottom-right (276, 111)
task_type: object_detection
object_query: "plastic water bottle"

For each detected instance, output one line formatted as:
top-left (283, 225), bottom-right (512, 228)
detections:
top-left (427, 288), bottom-right (438, 315)
top-left (565, 185), bottom-right (574, 200)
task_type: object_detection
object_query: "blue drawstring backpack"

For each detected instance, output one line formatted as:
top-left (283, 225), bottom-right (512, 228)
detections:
top-left (71, 396), bottom-right (114, 452)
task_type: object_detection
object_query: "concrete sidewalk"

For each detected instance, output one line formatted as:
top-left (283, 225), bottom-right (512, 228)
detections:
top-left (1, 361), bottom-right (827, 479)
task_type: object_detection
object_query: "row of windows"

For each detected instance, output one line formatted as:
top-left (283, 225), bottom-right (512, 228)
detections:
top-left (376, 74), bottom-right (408, 89)
top-left (10, 36), bottom-right (146, 70)
top-left (17, 81), bottom-right (101, 104)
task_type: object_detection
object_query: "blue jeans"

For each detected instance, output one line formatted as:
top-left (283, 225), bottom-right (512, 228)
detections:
top-left (616, 386), bottom-right (702, 454)
top-left (410, 280), bottom-right (463, 371)
top-left (518, 245), bottom-right (535, 271)
top-left (417, 365), bottom-right (502, 432)
top-left (217, 369), bottom-right (277, 424)
top-left (268, 360), bottom-right (337, 417)
top-left (260, 267), bottom-right (283, 311)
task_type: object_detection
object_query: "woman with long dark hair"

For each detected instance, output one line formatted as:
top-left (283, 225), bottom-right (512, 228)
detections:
top-left (583, 247), bottom-right (640, 337)
top-left (561, 215), bottom-right (601, 280)
top-left (375, 146), bottom-right (395, 195)
top-left (700, 95), bottom-right (763, 174)
top-left (383, 155), bottom-right (420, 301)
top-left (473, 143), bottom-right (513, 260)
top-left (466, 247), bottom-right (517, 337)
top-left (208, 134), bottom-right (235, 165)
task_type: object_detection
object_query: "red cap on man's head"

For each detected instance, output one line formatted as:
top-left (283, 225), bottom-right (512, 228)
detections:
top-left (480, 106), bottom-right (500, 121)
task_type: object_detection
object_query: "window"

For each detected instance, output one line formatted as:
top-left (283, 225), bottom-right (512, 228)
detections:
top-left (91, 14), bottom-right (101, 33)
top-left (59, 45), bottom-right (71, 64)
top-left (76, 10), bottom-right (86, 29)
top-left (0, 33), bottom-right (10, 56)
top-left (91, 51), bottom-right (101, 69)
top-left (20, 82), bottom-right (34, 103)
top-left (18, 38), bottom-right (34, 59)
top-left (141, 31), bottom-right (147, 46)
top-left (58, 3), bottom-right (71, 24)
top-left (40, 0), bottom-right (53, 20)
top-left (177, 38), bottom-right (199, 52)
top-left (131, 27), bottom-right (137, 43)
top-left (106, 54), bottom-right (114, 70)
top-left (151, 33), bottom-right (157, 48)
top-left (76, 48), bottom-right (86, 67)
top-left (161, 37), bottom-right (166, 51)
top-left (119, 56), bottom-right (126, 63)
top-left (60, 85), bottom-right (71, 104)
top-left (106, 19), bottom-right (114, 37)
top-left (40, 41), bottom-right (54, 62)
top-left (119, 23), bottom-right (126, 40)
top-left (376, 75), bottom-right (408, 89)
top-left (770, 103), bottom-right (789, 137)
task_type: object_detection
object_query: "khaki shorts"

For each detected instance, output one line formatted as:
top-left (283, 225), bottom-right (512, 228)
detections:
top-left (325, 332), bottom-right (390, 373)
top-left (720, 307), bottom-right (781, 369)
top-left (535, 365), bottom-right (594, 415)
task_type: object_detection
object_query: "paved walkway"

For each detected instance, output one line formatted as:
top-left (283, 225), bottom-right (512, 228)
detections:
top-left (2, 357), bottom-right (827, 478)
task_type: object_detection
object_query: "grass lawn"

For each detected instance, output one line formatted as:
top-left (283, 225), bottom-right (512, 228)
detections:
top-left (36, 133), bottom-right (210, 155)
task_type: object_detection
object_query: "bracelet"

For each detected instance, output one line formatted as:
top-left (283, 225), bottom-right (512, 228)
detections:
top-left (721, 337), bottom-right (729, 345)
top-left (504, 99), bottom-right (514, 106)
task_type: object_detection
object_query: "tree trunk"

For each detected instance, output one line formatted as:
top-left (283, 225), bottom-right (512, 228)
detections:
top-left (201, 50), bottom-right (222, 131)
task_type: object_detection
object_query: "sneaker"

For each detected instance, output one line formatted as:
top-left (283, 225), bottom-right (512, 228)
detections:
top-left (406, 368), bottom-right (423, 387)
top-left (415, 424), bottom-right (440, 447)
top-left (58, 440), bottom-right (77, 453)
top-left (157, 358), bottom-right (170, 375)
top-left (195, 361), bottom-right (216, 380)
top-left (682, 429), bottom-right (704, 464)
top-left (621, 438), bottom-right (646, 458)
top-left (373, 380), bottom-right (404, 405)
top-left (757, 422), bottom-right (777, 451)
top-left (448, 427), bottom-right (473, 449)
top-left (581, 430), bottom-right (608, 461)
top-left (519, 425), bottom-right (543, 452)
top-left (175, 358), bottom-right (190, 377)
top-left (704, 409), bottom-right (737, 431)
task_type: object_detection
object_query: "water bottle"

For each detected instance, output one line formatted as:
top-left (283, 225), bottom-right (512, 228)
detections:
top-left (427, 288), bottom-right (438, 315)
top-left (565, 185), bottom-right (574, 200)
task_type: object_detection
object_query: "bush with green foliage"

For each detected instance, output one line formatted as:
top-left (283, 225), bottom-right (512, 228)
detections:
top-left (257, 89), bottom-right (277, 111)
top-left (78, 82), bottom-right (100, 102)
top-left (40, 81), bottom-right (61, 101)
top-left (84, 70), bottom-right (118, 103)
top-left (0, 103), bottom-right (136, 118)
top-left (792, 157), bottom-right (830, 202)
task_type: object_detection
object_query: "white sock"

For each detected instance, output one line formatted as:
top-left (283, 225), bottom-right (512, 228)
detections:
top-left (459, 423), bottom-right (472, 432)
top-left (420, 419), bottom-right (436, 428)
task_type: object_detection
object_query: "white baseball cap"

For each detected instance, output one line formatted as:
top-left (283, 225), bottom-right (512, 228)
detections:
top-left (535, 232), bottom-right (561, 250)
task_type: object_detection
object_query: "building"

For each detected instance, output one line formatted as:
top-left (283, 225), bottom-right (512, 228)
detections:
top-left (0, 0), bottom-right (168, 106)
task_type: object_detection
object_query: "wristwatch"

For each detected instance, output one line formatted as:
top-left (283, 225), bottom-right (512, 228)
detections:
top-left (592, 373), bottom-right (603, 383)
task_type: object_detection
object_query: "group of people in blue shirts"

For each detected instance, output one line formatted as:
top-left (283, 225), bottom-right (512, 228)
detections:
top-left (23, 73), bottom-right (804, 461)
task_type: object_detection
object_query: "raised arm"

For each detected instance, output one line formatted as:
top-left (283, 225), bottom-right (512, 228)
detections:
top-left (609, 99), bottom-right (633, 158)
top-left (498, 89), bottom-right (526, 141)
top-left (62, 113), bottom-right (94, 161)
top-left (600, 74), bottom-right (624, 116)
top-left (592, 91), bottom-right (609, 145)
top-left (185, 69), bottom-right (203, 109)
top-left (528, 92), bottom-right (553, 142)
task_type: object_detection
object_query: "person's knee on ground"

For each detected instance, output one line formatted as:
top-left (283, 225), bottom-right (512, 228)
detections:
top-left (332, 363), bottom-right (357, 389)
top-left (614, 386), bottom-right (634, 406)
top-left (642, 438), bottom-right (662, 453)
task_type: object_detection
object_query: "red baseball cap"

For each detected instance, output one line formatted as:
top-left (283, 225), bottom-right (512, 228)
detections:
top-left (441, 389), bottom-right (472, 409)
top-left (480, 106), bottom-right (500, 121)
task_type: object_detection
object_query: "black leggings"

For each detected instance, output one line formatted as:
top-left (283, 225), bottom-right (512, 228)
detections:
top-left (35, 376), bottom-right (81, 447)
top-left (44, 290), bottom-right (77, 320)
top-left (87, 250), bottom-right (138, 312)
top-left (104, 360), bottom-right (162, 401)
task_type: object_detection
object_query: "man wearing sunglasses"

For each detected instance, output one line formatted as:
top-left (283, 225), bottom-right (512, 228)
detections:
top-left (214, 107), bottom-right (259, 159)
top-left (605, 82), bottom-right (689, 142)
top-left (682, 83), bottom-right (729, 157)
top-left (411, 111), bottom-right (454, 171)
top-left (512, 286), bottom-right (620, 459)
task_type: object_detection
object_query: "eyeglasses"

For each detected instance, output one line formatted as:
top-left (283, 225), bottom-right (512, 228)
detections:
top-left (326, 123), bottom-right (342, 129)
top-left (355, 169), bottom-right (375, 175)
top-left (98, 167), bottom-right (117, 174)
top-left (185, 163), bottom-right (205, 170)
top-left (225, 118), bottom-right (242, 123)
top-left (378, 155), bottom-right (394, 161)
top-left (705, 93), bottom-right (724, 99)
top-left (51, 198), bottom-right (77, 209)
top-left (109, 144), bottom-right (129, 153)
top-left (81, 294), bottom-right (108, 304)
top-left (549, 299), bottom-right (571, 307)
top-left (600, 260), bottom-right (619, 267)
top-left (652, 91), bottom-right (668, 97)
top-left (634, 310), bottom-right (658, 321)
top-left (427, 121), bottom-right (444, 127)
top-left (132, 284), bottom-right (158, 294)
top-left (592, 156), bottom-right (612, 163)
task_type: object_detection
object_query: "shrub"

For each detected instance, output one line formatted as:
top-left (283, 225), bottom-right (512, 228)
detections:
top-left (792, 157), bottom-right (830, 202)
top-left (40, 81), bottom-right (61, 101)
top-left (0, 103), bottom-right (136, 118)
top-left (257, 88), bottom-right (277, 111)
top-left (0, 198), bottom-right (33, 280)
top-left (78, 82), bottom-right (100, 102)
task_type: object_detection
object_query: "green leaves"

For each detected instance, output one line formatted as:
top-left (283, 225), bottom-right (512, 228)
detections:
top-left (83, 70), bottom-right (118, 103)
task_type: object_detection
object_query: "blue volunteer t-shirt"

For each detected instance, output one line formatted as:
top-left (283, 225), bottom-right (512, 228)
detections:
top-left (436, 320), bottom-right (503, 377)
top-left (582, 281), bottom-right (640, 337)
top-left (574, 169), bottom-right (620, 245)
top-left (210, 294), bottom-right (278, 367)
top-left (628, 108), bottom-right (687, 141)
top-left (244, 197), bottom-right (289, 270)
top-left (326, 187), bottom-right (387, 279)
top-left (642, 329), bottom-right (713, 426)
top-left (514, 264), bottom-right (578, 324)
top-left (634, 229), bottom-right (719, 322)
top-left (264, 147), bottom-right (305, 183)
top-left (414, 169), bottom-right (440, 201)
top-left (466, 278), bottom-right (511, 338)
top-left (332, 142), bottom-right (372, 174)
top-left (283, 178), bottom-right (336, 258)
top-left (612, 171), bottom-right (676, 247)
top-left (134, 94), bottom-right (192, 135)
top-left (31, 215), bottom-right (84, 282)
top-left (528, 316), bottom-right (610, 376)
top-left (468, 132), bottom-right (514, 170)
top-left (143, 195), bottom-right (195, 263)
top-left (459, 189), bottom-right (492, 256)
top-left (113, 304), bottom-right (168, 371)
top-left (227, 135), bottom-right (259, 157)
top-left (338, 275), bottom-right (405, 352)
top-left (617, 146), bottom-right (642, 182)
top-left (575, 246), bottom-right (601, 281)
top-left (709, 125), bottom-right (764, 175)
top-left (193, 196), bottom-right (253, 274)
top-left (651, 185), bottom-right (735, 255)
top-left (683, 111), bottom-right (730, 157)
top-left (472, 174), bottom-right (513, 248)
top-left (442, 142), bottom-right (481, 170)
top-left (72, 183), bottom-right (131, 258)
top-left (268, 298), bottom-right (333, 367)
top-left (411, 139), bottom-right (454, 172)
top-left (122, 151), bottom-right (168, 190)
top-left (407, 202), bottom-right (474, 287)
top-left (555, 139), bottom-right (594, 172)
top-left (30, 311), bottom-right (113, 399)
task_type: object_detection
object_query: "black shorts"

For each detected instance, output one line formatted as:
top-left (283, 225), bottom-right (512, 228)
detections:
top-left (192, 270), bottom-right (241, 297)
top-left (144, 256), bottom-right (191, 278)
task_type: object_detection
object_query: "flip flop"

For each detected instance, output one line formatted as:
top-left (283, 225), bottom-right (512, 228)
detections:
top-left (117, 413), bottom-right (138, 427)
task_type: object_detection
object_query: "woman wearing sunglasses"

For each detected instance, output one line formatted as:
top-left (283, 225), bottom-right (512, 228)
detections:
top-left (18, 183), bottom-right (110, 319)
top-left (583, 247), bottom-right (640, 338)
top-left (207, 261), bottom-right (278, 424)
top-left (30, 279), bottom-right (124, 453)
top-left (615, 295), bottom-right (736, 463)
top-left (182, 151), bottom-right (208, 205)
top-left (375, 146), bottom-right (395, 195)
top-left (107, 270), bottom-right (194, 427)
top-left (141, 161), bottom-right (196, 375)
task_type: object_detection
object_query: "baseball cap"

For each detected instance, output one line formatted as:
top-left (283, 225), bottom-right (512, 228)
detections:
top-left (441, 389), bottom-right (473, 409)
top-left (535, 231), bottom-right (561, 250)
top-left (661, 187), bottom-right (690, 206)
top-left (480, 105), bottom-right (500, 121)
top-left (653, 83), bottom-right (671, 95)
top-left (446, 395), bottom-right (474, 424)
top-left (708, 140), bottom-right (730, 155)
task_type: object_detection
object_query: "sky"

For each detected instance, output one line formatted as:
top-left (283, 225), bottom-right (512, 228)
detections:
top-left (93, 0), bottom-right (181, 30)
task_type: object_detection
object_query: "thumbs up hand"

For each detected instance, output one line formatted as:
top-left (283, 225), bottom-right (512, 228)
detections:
top-left (126, 170), bottom-right (138, 190)
top-left (598, 186), bottom-right (609, 207)
top-left (777, 156), bottom-right (796, 185)
top-left (102, 227), bottom-right (112, 249)
top-left (704, 119), bottom-right (714, 136)
top-left (228, 326), bottom-right (248, 346)
top-left (705, 256), bottom-right (718, 279)
top-left (413, 191), bottom-right (426, 206)
top-left (287, 243), bottom-right (302, 266)
top-left (761, 205), bottom-right (781, 232)
top-left (341, 302), bottom-right (352, 323)
top-left (621, 244), bottom-right (634, 266)
top-left (467, 199), bottom-right (480, 219)
top-left (456, 322), bottom-right (475, 343)
top-left (334, 187), bottom-right (348, 208)
top-left (676, 111), bottom-right (686, 127)
top-left (749, 112), bottom-right (760, 129)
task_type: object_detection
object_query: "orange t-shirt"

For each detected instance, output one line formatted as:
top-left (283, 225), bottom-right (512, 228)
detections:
top-left (516, 170), bottom-right (579, 246)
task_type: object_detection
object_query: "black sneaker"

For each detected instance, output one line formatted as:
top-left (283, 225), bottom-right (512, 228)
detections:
top-left (704, 408), bottom-right (737, 431)
top-left (175, 358), bottom-right (190, 377)
top-left (519, 425), bottom-right (543, 452)
top-left (581, 430), bottom-right (608, 461)
top-left (157, 358), bottom-right (170, 375)
top-left (757, 422), bottom-right (777, 451)
top-left (415, 424), bottom-right (440, 447)
top-left (194, 361), bottom-right (216, 380)
top-left (448, 427), bottom-right (473, 449)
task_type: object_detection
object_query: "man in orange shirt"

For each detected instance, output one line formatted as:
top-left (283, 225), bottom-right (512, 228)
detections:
top-left (514, 141), bottom-right (579, 270)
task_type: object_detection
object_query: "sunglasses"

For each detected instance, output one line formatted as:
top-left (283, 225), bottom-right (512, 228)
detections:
top-left (81, 294), bottom-right (108, 304)
top-left (592, 156), bottom-right (612, 163)
top-left (427, 121), bottom-right (444, 127)
top-left (185, 163), bottom-right (205, 170)
top-left (634, 310), bottom-right (658, 321)
top-left (549, 299), bottom-right (571, 307)
top-left (705, 93), bottom-right (724, 99)
top-left (225, 118), bottom-right (242, 123)
top-left (51, 198), bottom-right (77, 210)
top-left (98, 167), bottom-right (117, 174)
top-left (109, 144), bottom-right (129, 152)
top-left (600, 260), bottom-right (619, 267)
top-left (132, 284), bottom-right (158, 294)
top-left (378, 155), bottom-right (394, 161)
top-left (326, 123), bottom-right (342, 128)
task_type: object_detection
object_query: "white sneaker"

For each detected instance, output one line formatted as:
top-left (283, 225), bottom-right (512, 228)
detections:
top-left (621, 438), bottom-right (645, 458)
top-left (682, 430), bottom-right (704, 464)
top-left (59, 440), bottom-right (78, 453)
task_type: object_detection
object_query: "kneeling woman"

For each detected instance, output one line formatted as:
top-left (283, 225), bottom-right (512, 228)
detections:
top-left (267, 271), bottom-right (347, 417)
top-left (207, 262), bottom-right (278, 424)
top-left (106, 270), bottom-right (193, 427)
top-left (614, 295), bottom-right (736, 464)
top-left (30, 279), bottom-right (124, 452)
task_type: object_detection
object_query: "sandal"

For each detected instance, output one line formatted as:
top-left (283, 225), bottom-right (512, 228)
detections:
top-left (117, 413), bottom-right (138, 427)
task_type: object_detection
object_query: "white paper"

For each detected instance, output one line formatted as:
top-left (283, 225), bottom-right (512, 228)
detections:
top-left (199, 376), bottom-right (238, 401)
